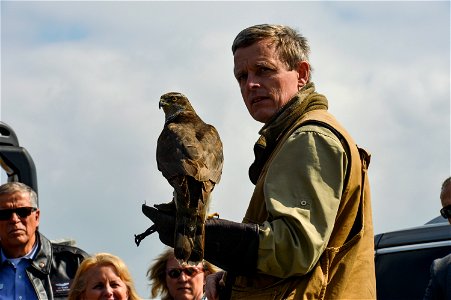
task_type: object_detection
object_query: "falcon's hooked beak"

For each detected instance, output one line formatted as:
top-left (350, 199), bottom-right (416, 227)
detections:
top-left (159, 98), bottom-right (167, 109)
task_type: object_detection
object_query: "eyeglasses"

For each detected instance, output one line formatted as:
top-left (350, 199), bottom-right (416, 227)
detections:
top-left (440, 205), bottom-right (451, 219)
top-left (166, 266), bottom-right (203, 279)
top-left (0, 207), bottom-right (37, 221)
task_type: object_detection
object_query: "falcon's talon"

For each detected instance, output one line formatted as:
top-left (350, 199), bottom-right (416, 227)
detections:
top-left (207, 212), bottom-right (220, 219)
top-left (134, 225), bottom-right (157, 247)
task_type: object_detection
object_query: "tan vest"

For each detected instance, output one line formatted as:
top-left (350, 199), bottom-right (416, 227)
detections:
top-left (230, 110), bottom-right (376, 300)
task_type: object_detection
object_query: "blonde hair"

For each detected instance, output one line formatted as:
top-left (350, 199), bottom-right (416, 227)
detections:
top-left (68, 253), bottom-right (141, 300)
top-left (147, 247), bottom-right (219, 300)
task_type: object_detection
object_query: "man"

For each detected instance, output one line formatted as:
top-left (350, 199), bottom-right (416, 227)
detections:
top-left (0, 182), bottom-right (88, 299)
top-left (145, 24), bottom-right (376, 299)
top-left (423, 176), bottom-right (451, 300)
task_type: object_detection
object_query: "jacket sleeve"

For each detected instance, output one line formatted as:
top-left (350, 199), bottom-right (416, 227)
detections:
top-left (423, 254), bottom-right (451, 300)
top-left (257, 124), bottom-right (348, 277)
top-left (423, 259), bottom-right (439, 300)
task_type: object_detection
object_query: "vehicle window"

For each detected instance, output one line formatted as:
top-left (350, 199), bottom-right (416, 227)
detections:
top-left (375, 246), bottom-right (451, 300)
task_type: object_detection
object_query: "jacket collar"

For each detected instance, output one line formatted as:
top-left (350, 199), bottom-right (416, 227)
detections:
top-left (248, 82), bottom-right (328, 184)
top-left (29, 231), bottom-right (52, 275)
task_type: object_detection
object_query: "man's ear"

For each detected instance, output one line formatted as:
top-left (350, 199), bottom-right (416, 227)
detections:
top-left (297, 61), bottom-right (310, 88)
top-left (35, 209), bottom-right (40, 226)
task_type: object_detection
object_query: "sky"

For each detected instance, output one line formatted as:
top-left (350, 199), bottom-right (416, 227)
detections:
top-left (1, 1), bottom-right (450, 299)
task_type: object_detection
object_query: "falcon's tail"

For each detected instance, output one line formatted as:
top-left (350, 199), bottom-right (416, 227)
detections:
top-left (174, 181), bottom-right (213, 264)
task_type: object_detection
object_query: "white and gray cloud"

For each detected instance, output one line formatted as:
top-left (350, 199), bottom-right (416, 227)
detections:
top-left (2, 1), bottom-right (449, 298)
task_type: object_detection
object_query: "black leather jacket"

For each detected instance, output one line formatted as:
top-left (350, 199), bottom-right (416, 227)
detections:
top-left (8, 231), bottom-right (88, 299)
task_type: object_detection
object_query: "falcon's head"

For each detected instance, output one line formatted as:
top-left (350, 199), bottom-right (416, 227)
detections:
top-left (159, 92), bottom-right (195, 122)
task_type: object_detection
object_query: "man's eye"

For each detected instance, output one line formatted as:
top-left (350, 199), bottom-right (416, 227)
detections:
top-left (236, 73), bottom-right (247, 82)
top-left (259, 66), bottom-right (272, 73)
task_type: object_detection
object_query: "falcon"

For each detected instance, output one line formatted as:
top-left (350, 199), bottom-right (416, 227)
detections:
top-left (137, 92), bottom-right (223, 264)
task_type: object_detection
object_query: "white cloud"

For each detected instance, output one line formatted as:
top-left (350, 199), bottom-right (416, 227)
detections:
top-left (2, 1), bottom-right (449, 298)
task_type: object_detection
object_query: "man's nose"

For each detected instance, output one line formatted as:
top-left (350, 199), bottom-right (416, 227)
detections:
top-left (246, 73), bottom-right (260, 89)
top-left (10, 212), bottom-right (21, 222)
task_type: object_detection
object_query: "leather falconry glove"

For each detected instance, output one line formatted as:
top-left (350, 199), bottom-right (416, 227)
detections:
top-left (135, 203), bottom-right (259, 275)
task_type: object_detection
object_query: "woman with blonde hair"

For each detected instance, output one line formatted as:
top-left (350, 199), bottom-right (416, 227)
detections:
top-left (148, 247), bottom-right (219, 300)
top-left (68, 252), bottom-right (141, 300)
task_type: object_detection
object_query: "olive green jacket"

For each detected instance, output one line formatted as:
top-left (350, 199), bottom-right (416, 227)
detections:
top-left (229, 109), bottom-right (376, 300)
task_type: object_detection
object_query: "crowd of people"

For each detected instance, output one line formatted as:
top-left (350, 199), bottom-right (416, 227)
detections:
top-left (0, 23), bottom-right (449, 300)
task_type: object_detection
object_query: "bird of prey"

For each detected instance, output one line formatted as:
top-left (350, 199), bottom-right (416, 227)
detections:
top-left (136, 92), bottom-right (223, 264)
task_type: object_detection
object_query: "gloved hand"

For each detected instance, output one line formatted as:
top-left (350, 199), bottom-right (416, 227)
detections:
top-left (204, 217), bottom-right (259, 274)
top-left (140, 203), bottom-right (176, 247)
top-left (140, 203), bottom-right (259, 275)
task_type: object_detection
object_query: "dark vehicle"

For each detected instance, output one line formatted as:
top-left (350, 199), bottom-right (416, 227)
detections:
top-left (374, 217), bottom-right (451, 300)
top-left (0, 122), bottom-right (79, 247)
top-left (0, 121), bottom-right (38, 199)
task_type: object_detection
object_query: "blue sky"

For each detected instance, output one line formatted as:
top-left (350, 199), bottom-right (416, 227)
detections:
top-left (1, 1), bottom-right (450, 298)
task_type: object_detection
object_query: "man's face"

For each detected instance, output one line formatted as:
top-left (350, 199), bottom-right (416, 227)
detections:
top-left (233, 39), bottom-right (307, 123)
top-left (0, 191), bottom-right (40, 257)
top-left (441, 183), bottom-right (451, 224)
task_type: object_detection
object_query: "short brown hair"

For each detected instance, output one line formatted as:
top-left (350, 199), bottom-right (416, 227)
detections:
top-left (232, 24), bottom-right (311, 74)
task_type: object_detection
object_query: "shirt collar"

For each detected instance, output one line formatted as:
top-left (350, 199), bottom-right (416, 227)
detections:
top-left (1, 238), bottom-right (39, 264)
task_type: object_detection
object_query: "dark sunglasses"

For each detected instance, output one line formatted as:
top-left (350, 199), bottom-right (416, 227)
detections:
top-left (166, 266), bottom-right (203, 279)
top-left (440, 205), bottom-right (451, 219)
top-left (0, 207), bottom-right (37, 221)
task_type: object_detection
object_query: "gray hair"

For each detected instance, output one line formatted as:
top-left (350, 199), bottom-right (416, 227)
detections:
top-left (0, 182), bottom-right (38, 208)
top-left (232, 24), bottom-right (311, 75)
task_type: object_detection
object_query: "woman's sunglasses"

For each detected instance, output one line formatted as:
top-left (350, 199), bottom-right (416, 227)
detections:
top-left (0, 207), bottom-right (37, 221)
top-left (166, 266), bottom-right (203, 279)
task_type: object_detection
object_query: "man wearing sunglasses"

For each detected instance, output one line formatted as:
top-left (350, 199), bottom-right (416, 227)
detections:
top-left (423, 176), bottom-right (451, 300)
top-left (0, 182), bottom-right (88, 299)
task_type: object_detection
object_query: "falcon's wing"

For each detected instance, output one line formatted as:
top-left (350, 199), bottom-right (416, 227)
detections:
top-left (157, 118), bottom-right (223, 184)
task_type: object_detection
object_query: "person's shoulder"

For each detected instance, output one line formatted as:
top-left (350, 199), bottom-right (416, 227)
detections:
top-left (292, 123), bottom-right (343, 148)
top-left (51, 241), bottom-right (89, 259)
top-left (430, 253), bottom-right (451, 275)
top-left (434, 253), bottom-right (451, 266)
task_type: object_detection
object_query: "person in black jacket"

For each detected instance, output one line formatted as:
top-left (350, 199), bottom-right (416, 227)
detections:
top-left (0, 182), bottom-right (88, 299)
top-left (423, 177), bottom-right (451, 300)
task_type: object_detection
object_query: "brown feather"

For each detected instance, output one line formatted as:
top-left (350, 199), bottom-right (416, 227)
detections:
top-left (156, 92), bottom-right (223, 263)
